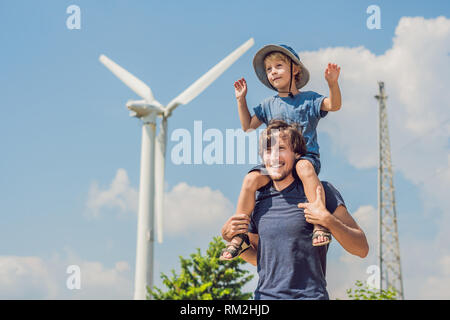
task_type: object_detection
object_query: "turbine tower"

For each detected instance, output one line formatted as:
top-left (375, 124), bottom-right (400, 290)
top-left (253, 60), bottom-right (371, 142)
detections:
top-left (99, 38), bottom-right (255, 300)
top-left (375, 81), bottom-right (404, 299)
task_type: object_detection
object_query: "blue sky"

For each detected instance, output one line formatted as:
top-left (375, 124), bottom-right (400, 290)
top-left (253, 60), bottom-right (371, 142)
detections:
top-left (0, 0), bottom-right (449, 299)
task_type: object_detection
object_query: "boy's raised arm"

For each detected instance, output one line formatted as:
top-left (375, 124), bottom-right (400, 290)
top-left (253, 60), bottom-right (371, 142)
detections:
top-left (235, 78), bottom-right (262, 131)
top-left (248, 114), bottom-right (263, 131)
top-left (321, 63), bottom-right (342, 112)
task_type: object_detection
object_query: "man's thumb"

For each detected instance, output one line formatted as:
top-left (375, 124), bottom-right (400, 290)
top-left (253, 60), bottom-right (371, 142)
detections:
top-left (316, 186), bottom-right (323, 200)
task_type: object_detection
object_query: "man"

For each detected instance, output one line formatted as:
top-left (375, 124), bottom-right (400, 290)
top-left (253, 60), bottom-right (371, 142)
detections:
top-left (221, 120), bottom-right (369, 299)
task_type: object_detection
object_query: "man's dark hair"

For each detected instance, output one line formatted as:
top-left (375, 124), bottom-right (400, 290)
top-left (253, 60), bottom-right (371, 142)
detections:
top-left (259, 119), bottom-right (307, 157)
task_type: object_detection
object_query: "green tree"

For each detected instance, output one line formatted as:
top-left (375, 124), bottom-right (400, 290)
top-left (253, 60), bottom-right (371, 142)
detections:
top-left (346, 280), bottom-right (398, 300)
top-left (148, 236), bottom-right (254, 300)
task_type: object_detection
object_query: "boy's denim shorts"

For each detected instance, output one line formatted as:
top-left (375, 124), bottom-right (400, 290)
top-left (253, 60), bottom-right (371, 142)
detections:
top-left (248, 153), bottom-right (321, 178)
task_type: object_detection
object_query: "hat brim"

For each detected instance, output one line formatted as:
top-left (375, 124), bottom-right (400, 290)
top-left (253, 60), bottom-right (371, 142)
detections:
top-left (253, 45), bottom-right (310, 91)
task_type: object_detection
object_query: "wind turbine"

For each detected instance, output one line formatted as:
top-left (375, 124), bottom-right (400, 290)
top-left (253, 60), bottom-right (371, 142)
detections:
top-left (98, 38), bottom-right (254, 300)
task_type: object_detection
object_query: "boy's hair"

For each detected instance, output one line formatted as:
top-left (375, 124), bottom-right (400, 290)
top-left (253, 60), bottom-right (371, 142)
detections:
top-left (259, 119), bottom-right (306, 158)
top-left (264, 52), bottom-right (301, 84)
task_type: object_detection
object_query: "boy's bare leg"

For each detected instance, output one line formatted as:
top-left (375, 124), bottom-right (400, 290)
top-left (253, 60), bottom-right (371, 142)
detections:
top-left (221, 171), bottom-right (270, 260)
top-left (295, 159), bottom-right (329, 246)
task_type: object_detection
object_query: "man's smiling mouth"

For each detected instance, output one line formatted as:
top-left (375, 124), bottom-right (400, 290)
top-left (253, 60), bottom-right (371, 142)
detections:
top-left (268, 162), bottom-right (284, 169)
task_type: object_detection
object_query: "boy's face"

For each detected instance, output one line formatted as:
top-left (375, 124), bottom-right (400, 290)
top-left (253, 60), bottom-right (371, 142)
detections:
top-left (262, 133), bottom-right (296, 181)
top-left (264, 57), bottom-right (298, 91)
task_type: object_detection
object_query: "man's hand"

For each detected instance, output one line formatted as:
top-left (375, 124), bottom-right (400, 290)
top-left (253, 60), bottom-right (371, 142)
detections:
top-left (297, 186), bottom-right (332, 227)
top-left (324, 63), bottom-right (340, 86)
top-left (221, 213), bottom-right (251, 242)
top-left (234, 78), bottom-right (248, 101)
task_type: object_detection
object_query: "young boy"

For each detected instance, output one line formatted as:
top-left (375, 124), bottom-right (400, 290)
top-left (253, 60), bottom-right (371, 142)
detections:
top-left (221, 44), bottom-right (342, 260)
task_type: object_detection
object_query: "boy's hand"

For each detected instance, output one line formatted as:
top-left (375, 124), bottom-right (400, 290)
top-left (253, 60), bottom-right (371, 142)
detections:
top-left (324, 63), bottom-right (341, 86)
top-left (234, 78), bottom-right (247, 100)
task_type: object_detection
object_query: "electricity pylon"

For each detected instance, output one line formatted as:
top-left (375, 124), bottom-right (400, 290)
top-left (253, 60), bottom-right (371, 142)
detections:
top-left (375, 81), bottom-right (404, 299)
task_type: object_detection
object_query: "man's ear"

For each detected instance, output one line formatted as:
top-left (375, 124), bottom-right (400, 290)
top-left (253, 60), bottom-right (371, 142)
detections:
top-left (294, 153), bottom-right (301, 160)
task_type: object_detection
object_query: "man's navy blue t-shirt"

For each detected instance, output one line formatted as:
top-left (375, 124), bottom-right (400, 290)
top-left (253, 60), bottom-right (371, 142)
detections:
top-left (248, 179), bottom-right (345, 300)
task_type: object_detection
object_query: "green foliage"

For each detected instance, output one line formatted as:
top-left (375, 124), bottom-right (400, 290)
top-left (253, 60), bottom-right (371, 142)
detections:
top-left (147, 236), bottom-right (254, 300)
top-left (346, 280), bottom-right (398, 300)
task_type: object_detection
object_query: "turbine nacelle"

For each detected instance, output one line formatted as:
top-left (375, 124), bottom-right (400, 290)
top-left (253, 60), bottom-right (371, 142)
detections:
top-left (126, 99), bottom-right (165, 118)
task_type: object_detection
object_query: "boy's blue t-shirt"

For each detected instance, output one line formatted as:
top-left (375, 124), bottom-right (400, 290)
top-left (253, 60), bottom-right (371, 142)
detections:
top-left (248, 179), bottom-right (345, 300)
top-left (253, 91), bottom-right (327, 155)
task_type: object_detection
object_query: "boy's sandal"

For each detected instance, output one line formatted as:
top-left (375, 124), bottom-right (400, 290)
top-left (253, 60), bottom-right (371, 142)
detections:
top-left (312, 229), bottom-right (332, 247)
top-left (220, 234), bottom-right (251, 261)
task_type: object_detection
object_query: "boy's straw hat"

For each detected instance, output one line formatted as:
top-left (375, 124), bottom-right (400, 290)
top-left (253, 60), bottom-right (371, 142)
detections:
top-left (253, 44), bottom-right (310, 91)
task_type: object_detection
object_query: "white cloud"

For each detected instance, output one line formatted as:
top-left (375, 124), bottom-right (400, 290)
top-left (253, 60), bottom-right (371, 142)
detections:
top-left (0, 256), bottom-right (58, 299)
top-left (405, 249), bottom-right (450, 299)
top-left (163, 182), bottom-right (234, 236)
top-left (0, 252), bottom-right (133, 299)
top-left (86, 169), bottom-right (234, 236)
top-left (85, 168), bottom-right (138, 218)
top-left (67, 260), bottom-right (132, 299)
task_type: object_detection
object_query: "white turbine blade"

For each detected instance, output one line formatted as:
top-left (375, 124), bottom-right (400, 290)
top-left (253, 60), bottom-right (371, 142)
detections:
top-left (99, 54), bottom-right (155, 102)
top-left (166, 38), bottom-right (254, 115)
top-left (154, 117), bottom-right (168, 243)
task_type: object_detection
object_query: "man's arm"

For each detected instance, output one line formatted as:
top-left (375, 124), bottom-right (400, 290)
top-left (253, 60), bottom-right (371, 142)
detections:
top-left (298, 186), bottom-right (369, 258)
top-left (324, 205), bottom-right (369, 258)
top-left (239, 233), bottom-right (259, 266)
top-left (221, 213), bottom-right (258, 266)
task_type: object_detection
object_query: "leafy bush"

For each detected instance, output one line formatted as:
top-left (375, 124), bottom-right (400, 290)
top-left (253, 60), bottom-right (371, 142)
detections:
top-left (346, 280), bottom-right (398, 300)
top-left (148, 236), bottom-right (254, 300)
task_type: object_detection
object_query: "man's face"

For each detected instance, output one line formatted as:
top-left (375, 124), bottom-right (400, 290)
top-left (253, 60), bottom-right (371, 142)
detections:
top-left (262, 132), bottom-right (296, 181)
